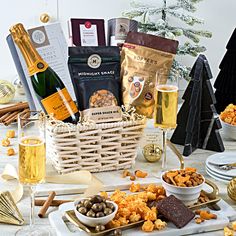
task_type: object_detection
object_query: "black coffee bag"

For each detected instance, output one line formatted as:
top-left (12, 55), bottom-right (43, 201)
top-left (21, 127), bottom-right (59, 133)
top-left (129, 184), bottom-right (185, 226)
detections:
top-left (68, 46), bottom-right (122, 123)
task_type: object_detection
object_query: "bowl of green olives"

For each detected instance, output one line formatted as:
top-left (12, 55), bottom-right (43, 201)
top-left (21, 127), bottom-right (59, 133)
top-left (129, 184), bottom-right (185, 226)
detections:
top-left (74, 195), bottom-right (118, 227)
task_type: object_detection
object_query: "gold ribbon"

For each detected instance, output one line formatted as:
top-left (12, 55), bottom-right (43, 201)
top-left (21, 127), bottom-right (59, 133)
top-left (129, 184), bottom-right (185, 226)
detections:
top-left (1, 164), bottom-right (103, 203)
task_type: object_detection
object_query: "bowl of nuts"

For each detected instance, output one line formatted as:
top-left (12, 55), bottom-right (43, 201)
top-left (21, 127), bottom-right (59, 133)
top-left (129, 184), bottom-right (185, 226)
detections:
top-left (219, 104), bottom-right (236, 140)
top-left (161, 168), bottom-right (205, 206)
top-left (74, 195), bottom-right (118, 228)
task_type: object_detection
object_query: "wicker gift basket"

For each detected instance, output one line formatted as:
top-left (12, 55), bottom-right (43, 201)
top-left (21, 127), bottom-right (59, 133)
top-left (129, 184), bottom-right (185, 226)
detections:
top-left (47, 109), bottom-right (146, 174)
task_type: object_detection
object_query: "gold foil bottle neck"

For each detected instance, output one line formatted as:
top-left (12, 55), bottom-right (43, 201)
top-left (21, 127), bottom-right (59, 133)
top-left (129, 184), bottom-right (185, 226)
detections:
top-left (10, 23), bottom-right (29, 43)
top-left (9, 23), bottom-right (48, 76)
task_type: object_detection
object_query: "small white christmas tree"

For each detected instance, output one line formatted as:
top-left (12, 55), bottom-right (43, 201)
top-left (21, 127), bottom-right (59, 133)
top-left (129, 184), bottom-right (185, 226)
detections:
top-left (124, 0), bottom-right (212, 80)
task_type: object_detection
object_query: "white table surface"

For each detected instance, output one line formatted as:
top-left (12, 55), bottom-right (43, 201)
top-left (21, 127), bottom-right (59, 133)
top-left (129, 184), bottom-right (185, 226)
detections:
top-left (0, 118), bottom-right (235, 236)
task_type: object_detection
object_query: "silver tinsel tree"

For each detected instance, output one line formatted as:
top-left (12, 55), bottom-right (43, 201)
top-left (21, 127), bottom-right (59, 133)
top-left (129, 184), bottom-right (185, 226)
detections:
top-left (123, 0), bottom-right (212, 80)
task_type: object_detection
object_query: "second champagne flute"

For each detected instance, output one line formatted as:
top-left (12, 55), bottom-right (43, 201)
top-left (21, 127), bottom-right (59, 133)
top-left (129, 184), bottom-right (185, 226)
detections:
top-left (17, 111), bottom-right (49, 236)
top-left (154, 71), bottom-right (178, 170)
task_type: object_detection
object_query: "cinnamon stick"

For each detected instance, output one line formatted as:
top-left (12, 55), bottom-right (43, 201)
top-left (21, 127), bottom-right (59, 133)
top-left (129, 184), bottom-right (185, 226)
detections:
top-left (35, 199), bottom-right (71, 207)
top-left (0, 112), bottom-right (11, 123)
top-left (0, 102), bottom-right (29, 115)
top-left (3, 111), bottom-right (20, 126)
top-left (38, 191), bottom-right (56, 218)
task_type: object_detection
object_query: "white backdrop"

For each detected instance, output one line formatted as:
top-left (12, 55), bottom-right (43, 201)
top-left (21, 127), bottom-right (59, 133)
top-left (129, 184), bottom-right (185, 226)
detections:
top-left (0, 0), bottom-right (236, 83)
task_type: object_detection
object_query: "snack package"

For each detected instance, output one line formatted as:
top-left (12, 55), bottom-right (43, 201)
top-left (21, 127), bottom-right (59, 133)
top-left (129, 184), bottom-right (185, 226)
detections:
top-left (68, 46), bottom-right (122, 123)
top-left (121, 32), bottom-right (179, 118)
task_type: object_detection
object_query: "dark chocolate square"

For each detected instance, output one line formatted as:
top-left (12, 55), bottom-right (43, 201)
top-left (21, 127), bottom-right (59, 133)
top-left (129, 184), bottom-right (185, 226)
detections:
top-left (156, 195), bottom-right (195, 228)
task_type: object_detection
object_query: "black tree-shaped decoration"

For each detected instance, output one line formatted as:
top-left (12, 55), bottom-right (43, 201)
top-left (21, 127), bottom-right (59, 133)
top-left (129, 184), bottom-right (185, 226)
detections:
top-left (171, 54), bottom-right (225, 156)
top-left (214, 28), bottom-right (236, 113)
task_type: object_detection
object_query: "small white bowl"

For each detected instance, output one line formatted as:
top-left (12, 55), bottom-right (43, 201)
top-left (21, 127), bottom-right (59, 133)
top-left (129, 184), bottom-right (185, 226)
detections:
top-left (220, 118), bottom-right (236, 140)
top-left (161, 171), bottom-right (205, 206)
top-left (74, 198), bottom-right (118, 227)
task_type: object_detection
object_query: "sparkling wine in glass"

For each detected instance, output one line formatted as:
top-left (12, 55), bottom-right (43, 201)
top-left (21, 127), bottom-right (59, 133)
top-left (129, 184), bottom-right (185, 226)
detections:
top-left (154, 71), bottom-right (178, 170)
top-left (16, 111), bottom-right (49, 236)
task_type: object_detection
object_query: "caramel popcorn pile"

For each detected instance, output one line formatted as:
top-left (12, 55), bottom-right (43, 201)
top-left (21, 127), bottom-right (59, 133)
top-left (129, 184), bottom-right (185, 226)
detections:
top-left (162, 167), bottom-right (204, 187)
top-left (104, 183), bottom-right (167, 232)
top-left (220, 104), bottom-right (236, 125)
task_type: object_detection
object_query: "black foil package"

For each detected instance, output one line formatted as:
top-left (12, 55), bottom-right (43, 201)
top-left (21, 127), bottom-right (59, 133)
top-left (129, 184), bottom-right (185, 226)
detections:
top-left (68, 46), bottom-right (122, 123)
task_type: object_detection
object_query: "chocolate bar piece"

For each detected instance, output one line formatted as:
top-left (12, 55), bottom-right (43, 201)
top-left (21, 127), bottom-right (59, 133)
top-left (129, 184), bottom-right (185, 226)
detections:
top-left (156, 195), bottom-right (195, 228)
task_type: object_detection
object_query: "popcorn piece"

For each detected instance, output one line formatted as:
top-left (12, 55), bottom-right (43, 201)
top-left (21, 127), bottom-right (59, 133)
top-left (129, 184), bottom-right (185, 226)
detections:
top-left (122, 170), bottom-right (131, 178)
top-left (7, 148), bottom-right (15, 156)
top-left (106, 219), bottom-right (121, 229)
top-left (117, 217), bottom-right (129, 226)
top-left (129, 182), bottom-right (140, 192)
top-left (195, 217), bottom-right (205, 224)
top-left (135, 170), bottom-right (148, 178)
top-left (142, 220), bottom-right (154, 232)
top-left (154, 219), bottom-right (167, 230)
top-left (129, 212), bottom-right (141, 223)
top-left (232, 221), bottom-right (236, 231)
top-left (100, 191), bottom-right (108, 199)
top-left (144, 209), bottom-right (157, 221)
top-left (147, 192), bottom-right (156, 201)
top-left (2, 138), bottom-right (10, 147)
top-left (6, 130), bottom-right (15, 138)
top-left (199, 210), bottom-right (217, 220)
top-left (224, 226), bottom-right (234, 236)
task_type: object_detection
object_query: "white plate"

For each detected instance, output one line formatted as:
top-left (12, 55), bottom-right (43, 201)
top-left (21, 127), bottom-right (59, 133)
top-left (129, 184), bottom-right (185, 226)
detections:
top-left (206, 152), bottom-right (236, 177)
top-left (206, 168), bottom-right (230, 184)
top-left (205, 165), bottom-right (233, 180)
top-left (206, 166), bottom-right (233, 181)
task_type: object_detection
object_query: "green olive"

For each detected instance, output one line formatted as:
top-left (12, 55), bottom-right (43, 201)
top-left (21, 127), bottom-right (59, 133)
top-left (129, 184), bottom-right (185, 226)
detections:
top-left (95, 225), bottom-right (106, 232)
top-left (76, 203), bottom-right (83, 210)
top-left (83, 200), bottom-right (92, 209)
top-left (104, 208), bottom-right (113, 216)
top-left (91, 195), bottom-right (103, 203)
top-left (101, 202), bottom-right (106, 210)
top-left (79, 199), bottom-right (86, 206)
top-left (106, 202), bottom-right (115, 211)
top-left (78, 207), bottom-right (87, 215)
top-left (113, 229), bottom-right (122, 236)
top-left (96, 212), bottom-right (105, 218)
top-left (92, 203), bottom-right (103, 212)
top-left (86, 210), bottom-right (96, 218)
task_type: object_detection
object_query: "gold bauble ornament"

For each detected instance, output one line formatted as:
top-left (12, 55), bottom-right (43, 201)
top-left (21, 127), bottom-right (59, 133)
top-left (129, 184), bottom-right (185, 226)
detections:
top-left (40, 13), bottom-right (50, 23)
top-left (0, 80), bottom-right (15, 104)
top-left (143, 144), bottom-right (162, 162)
top-left (227, 178), bottom-right (236, 201)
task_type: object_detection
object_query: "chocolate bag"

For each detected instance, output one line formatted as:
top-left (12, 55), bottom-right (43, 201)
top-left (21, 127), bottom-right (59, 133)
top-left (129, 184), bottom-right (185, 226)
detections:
top-left (121, 32), bottom-right (179, 118)
top-left (68, 46), bottom-right (122, 123)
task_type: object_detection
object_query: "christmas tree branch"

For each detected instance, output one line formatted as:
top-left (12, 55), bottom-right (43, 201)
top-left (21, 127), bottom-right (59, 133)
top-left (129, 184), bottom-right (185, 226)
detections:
top-left (168, 10), bottom-right (204, 25)
top-left (171, 59), bottom-right (191, 80)
top-left (177, 0), bottom-right (197, 12)
top-left (178, 42), bottom-right (206, 56)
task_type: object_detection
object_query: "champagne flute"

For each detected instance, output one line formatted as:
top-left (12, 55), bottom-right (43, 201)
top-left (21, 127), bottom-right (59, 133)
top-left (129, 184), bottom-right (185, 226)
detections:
top-left (154, 70), bottom-right (179, 170)
top-left (16, 111), bottom-right (49, 236)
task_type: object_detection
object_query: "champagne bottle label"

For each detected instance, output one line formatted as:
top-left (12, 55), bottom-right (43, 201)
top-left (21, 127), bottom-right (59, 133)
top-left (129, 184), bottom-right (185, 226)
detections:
top-left (41, 88), bottom-right (78, 120)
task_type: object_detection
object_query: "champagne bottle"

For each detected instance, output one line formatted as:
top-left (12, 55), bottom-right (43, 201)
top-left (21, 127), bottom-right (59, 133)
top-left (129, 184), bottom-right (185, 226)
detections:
top-left (10, 23), bottom-right (79, 123)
